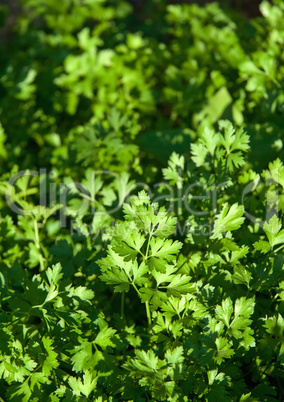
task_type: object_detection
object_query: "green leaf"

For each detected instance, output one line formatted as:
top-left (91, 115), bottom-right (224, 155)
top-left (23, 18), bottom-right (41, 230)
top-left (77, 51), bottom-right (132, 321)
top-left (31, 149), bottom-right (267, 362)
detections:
top-left (46, 263), bottom-right (63, 286)
top-left (130, 349), bottom-right (159, 372)
top-left (98, 248), bottom-right (134, 292)
top-left (212, 203), bottom-right (245, 239)
top-left (149, 237), bottom-right (182, 263)
top-left (94, 326), bottom-right (116, 349)
top-left (99, 268), bottom-right (131, 293)
top-left (163, 152), bottom-right (185, 186)
top-left (42, 337), bottom-right (59, 376)
top-left (215, 298), bottom-right (234, 327)
top-left (197, 86), bottom-right (232, 124)
top-left (165, 346), bottom-right (184, 365)
top-left (253, 240), bottom-right (271, 254)
top-left (191, 141), bottom-right (209, 168)
top-left (81, 371), bottom-right (98, 397)
top-left (262, 215), bottom-right (284, 248)
top-left (264, 314), bottom-right (284, 338)
top-left (165, 274), bottom-right (195, 297)
top-left (123, 191), bottom-right (178, 237)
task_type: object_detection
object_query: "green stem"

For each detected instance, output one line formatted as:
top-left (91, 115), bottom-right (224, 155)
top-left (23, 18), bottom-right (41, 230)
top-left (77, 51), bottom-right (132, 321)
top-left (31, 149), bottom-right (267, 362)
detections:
top-left (145, 237), bottom-right (151, 262)
top-left (34, 219), bottom-right (45, 271)
top-left (274, 244), bottom-right (284, 253)
top-left (129, 279), bottom-right (151, 326)
top-left (177, 180), bottom-right (183, 216)
top-left (143, 232), bottom-right (153, 326)
top-left (145, 300), bottom-right (152, 326)
top-left (125, 272), bottom-right (151, 324)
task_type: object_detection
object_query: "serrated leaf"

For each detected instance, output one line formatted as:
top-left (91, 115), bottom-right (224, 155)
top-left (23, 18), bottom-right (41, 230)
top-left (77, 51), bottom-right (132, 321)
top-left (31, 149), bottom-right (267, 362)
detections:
top-left (132, 349), bottom-right (159, 372)
top-left (212, 203), bottom-right (245, 239)
top-left (68, 286), bottom-right (94, 301)
top-left (99, 269), bottom-right (130, 292)
top-left (191, 142), bottom-right (209, 167)
top-left (263, 215), bottom-right (284, 248)
top-left (165, 346), bottom-right (184, 365)
top-left (215, 298), bottom-right (233, 327)
top-left (150, 237), bottom-right (182, 262)
top-left (81, 371), bottom-right (98, 397)
top-left (234, 297), bottom-right (255, 319)
top-left (46, 263), bottom-right (63, 286)
top-left (42, 337), bottom-right (59, 376)
top-left (94, 326), bottom-right (116, 349)
top-left (165, 274), bottom-right (195, 297)
top-left (253, 240), bottom-right (271, 254)
top-left (163, 152), bottom-right (185, 186)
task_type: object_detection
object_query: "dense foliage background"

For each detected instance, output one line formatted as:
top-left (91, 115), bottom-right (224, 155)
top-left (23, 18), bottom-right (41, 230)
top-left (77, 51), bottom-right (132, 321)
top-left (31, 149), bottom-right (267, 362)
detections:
top-left (0, 0), bottom-right (284, 400)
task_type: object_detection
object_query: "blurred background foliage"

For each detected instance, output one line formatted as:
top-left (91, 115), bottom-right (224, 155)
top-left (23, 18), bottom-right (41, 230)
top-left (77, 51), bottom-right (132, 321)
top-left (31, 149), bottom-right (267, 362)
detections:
top-left (0, 0), bottom-right (283, 178)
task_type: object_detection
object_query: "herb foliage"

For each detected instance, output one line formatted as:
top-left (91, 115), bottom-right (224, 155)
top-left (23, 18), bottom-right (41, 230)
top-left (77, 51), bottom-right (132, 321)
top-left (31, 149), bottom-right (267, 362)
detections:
top-left (0, 0), bottom-right (284, 400)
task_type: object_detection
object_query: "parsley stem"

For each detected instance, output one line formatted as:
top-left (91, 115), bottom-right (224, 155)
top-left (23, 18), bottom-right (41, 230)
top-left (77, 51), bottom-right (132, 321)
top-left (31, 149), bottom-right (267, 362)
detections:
top-left (130, 279), bottom-right (151, 326)
top-left (274, 244), bottom-right (284, 253)
top-left (144, 233), bottom-right (152, 326)
top-left (145, 238), bottom-right (151, 262)
top-left (34, 219), bottom-right (45, 272)
top-left (131, 281), bottom-right (141, 296)
top-left (145, 300), bottom-right (151, 326)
